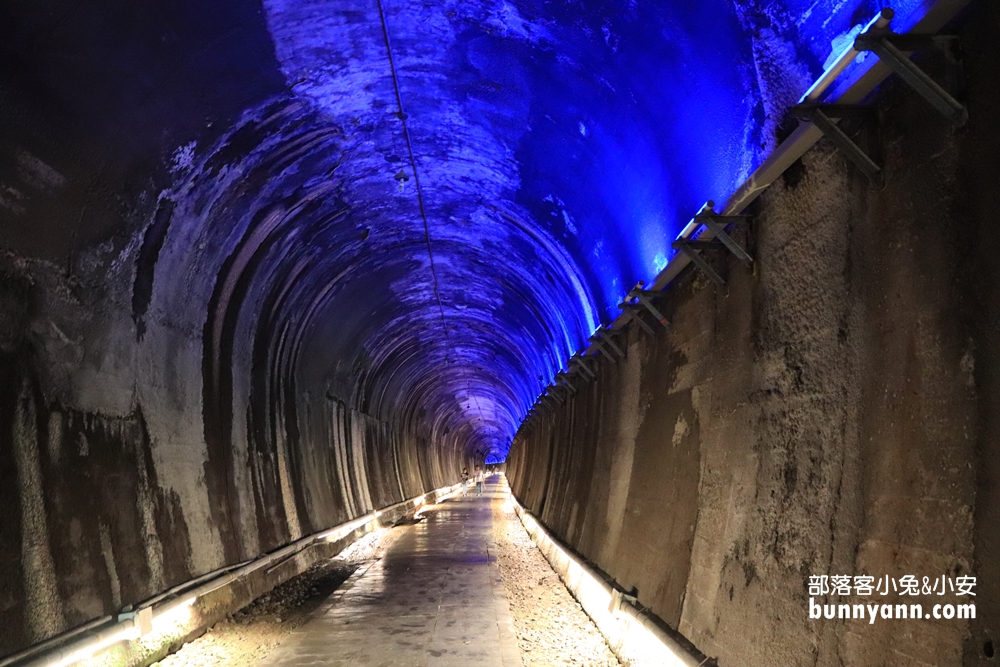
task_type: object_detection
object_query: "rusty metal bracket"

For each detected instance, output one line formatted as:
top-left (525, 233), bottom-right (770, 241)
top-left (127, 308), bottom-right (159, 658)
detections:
top-left (671, 239), bottom-right (726, 285)
top-left (626, 282), bottom-right (670, 329)
top-left (570, 355), bottom-right (597, 380)
top-left (791, 104), bottom-right (883, 187)
top-left (595, 328), bottom-right (625, 358)
top-left (672, 205), bottom-right (752, 285)
top-left (855, 32), bottom-right (965, 124)
top-left (556, 371), bottom-right (577, 395)
top-left (545, 388), bottom-right (563, 407)
top-left (693, 213), bottom-right (753, 267)
top-left (589, 335), bottom-right (617, 363)
top-left (617, 302), bottom-right (655, 335)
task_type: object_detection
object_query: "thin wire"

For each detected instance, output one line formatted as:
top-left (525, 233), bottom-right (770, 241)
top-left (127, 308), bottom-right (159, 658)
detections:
top-left (375, 0), bottom-right (446, 327)
top-left (375, 0), bottom-right (490, 438)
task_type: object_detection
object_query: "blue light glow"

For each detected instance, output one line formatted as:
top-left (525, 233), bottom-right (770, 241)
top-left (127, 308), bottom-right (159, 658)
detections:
top-left (178, 0), bottom-right (943, 460)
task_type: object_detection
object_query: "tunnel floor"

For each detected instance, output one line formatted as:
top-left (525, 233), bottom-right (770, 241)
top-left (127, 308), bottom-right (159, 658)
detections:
top-left (257, 477), bottom-right (522, 667)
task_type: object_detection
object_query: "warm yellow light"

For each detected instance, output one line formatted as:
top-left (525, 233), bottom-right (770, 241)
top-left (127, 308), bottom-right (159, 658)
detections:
top-left (50, 625), bottom-right (138, 667)
top-left (152, 597), bottom-right (196, 631)
top-left (320, 513), bottom-right (377, 542)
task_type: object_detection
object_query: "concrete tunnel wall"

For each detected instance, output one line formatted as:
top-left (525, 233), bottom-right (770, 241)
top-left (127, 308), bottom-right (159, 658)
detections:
top-left (507, 5), bottom-right (1000, 667)
top-left (0, 170), bottom-right (468, 655)
top-left (0, 0), bottom-right (492, 657)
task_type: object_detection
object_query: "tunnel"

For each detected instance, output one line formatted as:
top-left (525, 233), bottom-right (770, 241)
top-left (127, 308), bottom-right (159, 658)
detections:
top-left (0, 0), bottom-right (997, 665)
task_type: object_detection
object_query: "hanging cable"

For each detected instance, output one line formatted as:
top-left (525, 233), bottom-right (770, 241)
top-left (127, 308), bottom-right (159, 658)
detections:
top-left (375, 0), bottom-right (446, 327)
top-left (375, 0), bottom-right (490, 439)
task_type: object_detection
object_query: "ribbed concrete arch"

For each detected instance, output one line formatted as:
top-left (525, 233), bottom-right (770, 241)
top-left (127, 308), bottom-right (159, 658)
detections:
top-left (3, 0), bottom-right (989, 660)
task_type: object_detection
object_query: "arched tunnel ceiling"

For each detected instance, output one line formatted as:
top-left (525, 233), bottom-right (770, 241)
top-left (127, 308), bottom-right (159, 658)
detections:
top-left (0, 0), bottom-right (932, 462)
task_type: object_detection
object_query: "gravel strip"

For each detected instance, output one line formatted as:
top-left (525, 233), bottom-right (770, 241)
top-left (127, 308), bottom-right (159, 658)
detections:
top-left (492, 492), bottom-right (620, 667)
top-left (153, 527), bottom-right (398, 667)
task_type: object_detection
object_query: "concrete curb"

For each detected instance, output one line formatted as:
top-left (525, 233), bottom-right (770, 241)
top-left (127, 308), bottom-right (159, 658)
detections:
top-left (510, 493), bottom-right (716, 667)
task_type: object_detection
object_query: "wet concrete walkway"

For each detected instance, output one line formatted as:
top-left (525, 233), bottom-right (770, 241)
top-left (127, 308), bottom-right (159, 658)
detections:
top-left (257, 477), bottom-right (522, 667)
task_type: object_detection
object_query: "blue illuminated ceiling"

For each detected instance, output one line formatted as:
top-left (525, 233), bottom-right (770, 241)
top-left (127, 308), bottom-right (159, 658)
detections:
top-left (165, 0), bottom-right (929, 461)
